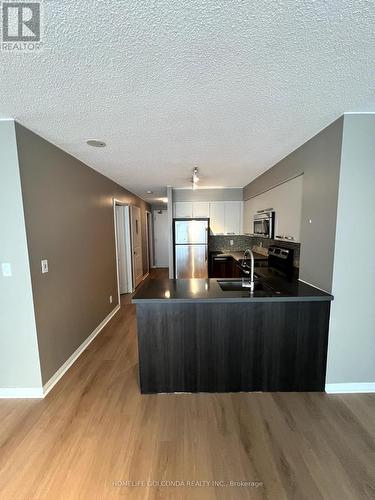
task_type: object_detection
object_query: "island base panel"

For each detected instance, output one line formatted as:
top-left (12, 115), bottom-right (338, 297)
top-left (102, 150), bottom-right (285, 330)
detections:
top-left (135, 302), bottom-right (330, 394)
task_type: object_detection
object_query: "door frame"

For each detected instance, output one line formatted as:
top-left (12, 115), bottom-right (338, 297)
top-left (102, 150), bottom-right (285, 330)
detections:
top-left (130, 205), bottom-right (144, 288)
top-left (145, 210), bottom-right (153, 272)
top-left (113, 199), bottom-right (134, 303)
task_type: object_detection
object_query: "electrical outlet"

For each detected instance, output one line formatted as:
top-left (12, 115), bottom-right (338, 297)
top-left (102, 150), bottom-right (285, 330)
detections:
top-left (229, 239), bottom-right (234, 246)
top-left (109, 295), bottom-right (113, 304)
top-left (1, 262), bottom-right (12, 277)
top-left (41, 259), bottom-right (48, 274)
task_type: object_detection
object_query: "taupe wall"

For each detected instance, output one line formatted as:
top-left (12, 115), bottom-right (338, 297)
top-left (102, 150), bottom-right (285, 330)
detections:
top-left (15, 123), bottom-right (150, 384)
top-left (326, 114), bottom-right (375, 384)
top-left (0, 121), bottom-right (42, 389)
top-left (243, 117), bottom-right (344, 292)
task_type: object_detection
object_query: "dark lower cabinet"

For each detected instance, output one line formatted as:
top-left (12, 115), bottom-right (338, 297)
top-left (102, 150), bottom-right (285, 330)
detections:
top-left (210, 255), bottom-right (242, 278)
top-left (209, 254), bottom-right (263, 278)
top-left (210, 255), bottom-right (232, 277)
top-left (135, 301), bottom-right (331, 393)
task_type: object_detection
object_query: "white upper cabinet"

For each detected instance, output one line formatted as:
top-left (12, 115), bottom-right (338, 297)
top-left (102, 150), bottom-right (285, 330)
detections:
top-left (243, 175), bottom-right (303, 242)
top-left (174, 202), bottom-right (193, 218)
top-left (192, 201), bottom-right (210, 218)
top-left (209, 202), bottom-right (225, 234)
top-left (175, 201), bottom-right (210, 218)
top-left (209, 201), bottom-right (243, 235)
top-left (174, 200), bottom-right (243, 234)
top-left (243, 199), bottom-right (253, 234)
top-left (224, 201), bottom-right (242, 235)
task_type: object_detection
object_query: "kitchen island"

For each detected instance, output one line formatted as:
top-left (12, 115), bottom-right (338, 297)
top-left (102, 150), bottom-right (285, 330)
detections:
top-left (132, 275), bottom-right (333, 394)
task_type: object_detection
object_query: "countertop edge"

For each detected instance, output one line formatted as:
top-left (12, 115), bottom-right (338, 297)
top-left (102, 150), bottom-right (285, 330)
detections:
top-left (132, 295), bottom-right (333, 304)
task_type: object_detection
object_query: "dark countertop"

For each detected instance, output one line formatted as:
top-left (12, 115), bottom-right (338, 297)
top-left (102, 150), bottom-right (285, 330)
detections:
top-left (132, 270), bottom-right (333, 304)
top-left (211, 251), bottom-right (268, 261)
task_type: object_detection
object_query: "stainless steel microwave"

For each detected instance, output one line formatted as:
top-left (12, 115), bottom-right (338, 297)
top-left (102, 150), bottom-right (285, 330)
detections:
top-left (253, 210), bottom-right (275, 238)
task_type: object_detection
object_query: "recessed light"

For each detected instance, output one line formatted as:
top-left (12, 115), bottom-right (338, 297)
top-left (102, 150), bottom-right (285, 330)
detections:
top-left (86, 139), bottom-right (106, 148)
top-left (146, 190), bottom-right (153, 194)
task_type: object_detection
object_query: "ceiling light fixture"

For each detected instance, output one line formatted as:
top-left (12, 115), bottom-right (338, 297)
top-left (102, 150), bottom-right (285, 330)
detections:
top-left (86, 139), bottom-right (106, 148)
top-left (146, 190), bottom-right (153, 194)
top-left (192, 167), bottom-right (200, 189)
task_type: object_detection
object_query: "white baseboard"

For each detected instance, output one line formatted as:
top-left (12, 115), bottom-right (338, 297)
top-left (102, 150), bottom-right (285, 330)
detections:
top-left (0, 305), bottom-right (120, 399)
top-left (325, 383), bottom-right (375, 394)
top-left (42, 304), bottom-right (120, 397)
top-left (0, 387), bottom-right (44, 398)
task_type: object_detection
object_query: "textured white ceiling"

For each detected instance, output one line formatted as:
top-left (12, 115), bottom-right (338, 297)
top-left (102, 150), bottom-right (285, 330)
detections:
top-left (1, 1), bottom-right (374, 203)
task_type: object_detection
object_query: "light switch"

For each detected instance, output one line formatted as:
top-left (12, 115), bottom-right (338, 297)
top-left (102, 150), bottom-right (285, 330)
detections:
top-left (230, 239), bottom-right (234, 246)
top-left (41, 259), bottom-right (49, 274)
top-left (1, 262), bottom-right (12, 277)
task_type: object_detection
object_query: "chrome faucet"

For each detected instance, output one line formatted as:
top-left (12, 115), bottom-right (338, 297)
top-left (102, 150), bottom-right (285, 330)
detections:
top-left (242, 248), bottom-right (255, 292)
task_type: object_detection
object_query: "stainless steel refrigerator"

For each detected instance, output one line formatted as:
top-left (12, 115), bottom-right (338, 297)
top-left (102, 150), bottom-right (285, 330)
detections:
top-left (173, 219), bottom-right (209, 278)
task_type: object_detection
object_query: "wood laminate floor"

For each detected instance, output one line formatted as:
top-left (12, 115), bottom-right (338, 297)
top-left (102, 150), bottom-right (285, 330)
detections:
top-left (0, 269), bottom-right (374, 499)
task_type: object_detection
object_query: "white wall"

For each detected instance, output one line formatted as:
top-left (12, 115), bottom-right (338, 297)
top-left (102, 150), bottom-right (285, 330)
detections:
top-left (243, 175), bottom-right (303, 241)
top-left (0, 121), bottom-right (42, 393)
top-left (326, 114), bottom-right (375, 388)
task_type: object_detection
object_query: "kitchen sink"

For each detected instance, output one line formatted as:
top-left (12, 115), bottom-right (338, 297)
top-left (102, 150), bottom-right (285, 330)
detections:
top-left (217, 279), bottom-right (274, 293)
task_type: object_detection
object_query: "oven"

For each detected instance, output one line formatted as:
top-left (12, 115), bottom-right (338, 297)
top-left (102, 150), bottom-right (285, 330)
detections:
top-left (268, 245), bottom-right (294, 275)
top-left (253, 210), bottom-right (274, 238)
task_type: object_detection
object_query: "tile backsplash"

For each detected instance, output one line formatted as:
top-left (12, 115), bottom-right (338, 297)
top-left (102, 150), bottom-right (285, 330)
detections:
top-left (209, 235), bottom-right (301, 267)
top-left (209, 235), bottom-right (252, 252)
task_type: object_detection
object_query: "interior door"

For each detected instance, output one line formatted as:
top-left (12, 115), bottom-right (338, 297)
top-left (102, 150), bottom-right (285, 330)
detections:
top-left (153, 209), bottom-right (169, 267)
top-left (115, 205), bottom-right (128, 294)
top-left (131, 205), bottom-right (143, 287)
top-left (145, 211), bottom-right (152, 271)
